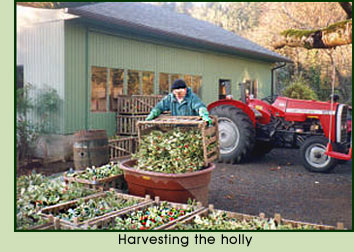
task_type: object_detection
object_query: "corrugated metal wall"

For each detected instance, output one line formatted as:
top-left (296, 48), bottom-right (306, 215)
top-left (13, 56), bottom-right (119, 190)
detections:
top-left (64, 22), bottom-right (88, 134)
top-left (17, 19), bottom-right (65, 134)
top-left (64, 22), bottom-right (272, 136)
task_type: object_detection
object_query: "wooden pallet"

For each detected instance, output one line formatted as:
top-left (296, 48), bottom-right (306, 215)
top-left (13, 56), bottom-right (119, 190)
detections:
top-left (137, 116), bottom-right (219, 166)
top-left (86, 196), bottom-right (205, 230)
top-left (117, 95), bottom-right (164, 115)
top-left (39, 190), bottom-right (152, 230)
top-left (63, 170), bottom-right (125, 191)
top-left (165, 204), bottom-right (343, 230)
top-left (27, 216), bottom-right (58, 230)
top-left (117, 114), bottom-right (147, 135)
top-left (109, 136), bottom-right (137, 161)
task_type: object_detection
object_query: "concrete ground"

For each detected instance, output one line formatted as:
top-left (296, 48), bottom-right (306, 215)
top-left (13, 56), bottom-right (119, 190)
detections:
top-left (209, 148), bottom-right (352, 229)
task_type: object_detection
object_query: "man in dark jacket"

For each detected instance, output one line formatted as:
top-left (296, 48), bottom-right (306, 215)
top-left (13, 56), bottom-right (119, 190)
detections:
top-left (146, 79), bottom-right (212, 124)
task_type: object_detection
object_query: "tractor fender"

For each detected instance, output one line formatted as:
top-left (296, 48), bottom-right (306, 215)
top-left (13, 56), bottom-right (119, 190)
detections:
top-left (207, 99), bottom-right (256, 126)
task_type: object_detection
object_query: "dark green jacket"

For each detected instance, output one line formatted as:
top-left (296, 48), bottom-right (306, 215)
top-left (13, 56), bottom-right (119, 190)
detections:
top-left (155, 88), bottom-right (206, 116)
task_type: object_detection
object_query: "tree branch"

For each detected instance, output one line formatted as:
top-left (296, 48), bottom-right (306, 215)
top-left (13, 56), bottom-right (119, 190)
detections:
top-left (16, 2), bottom-right (94, 9)
top-left (273, 19), bottom-right (352, 49)
top-left (281, 4), bottom-right (312, 29)
top-left (339, 2), bottom-right (352, 19)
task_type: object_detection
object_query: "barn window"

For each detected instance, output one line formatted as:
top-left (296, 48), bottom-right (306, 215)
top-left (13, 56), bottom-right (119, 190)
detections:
top-left (184, 75), bottom-right (202, 97)
top-left (159, 73), bottom-right (169, 95)
top-left (109, 68), bottom-right (124, 111)
top-left (171, 74), bottom-right (180, 84)
top-left (219, 79), bottom-right (231, 100)
top-left (127, 70), bottom-right (140, 95)
top-left (191, 75), bottom-right (202, 97)
top-left (142, 71), bottom-right (154, 95)
top-left (91, 66), bottom-right (107, 112)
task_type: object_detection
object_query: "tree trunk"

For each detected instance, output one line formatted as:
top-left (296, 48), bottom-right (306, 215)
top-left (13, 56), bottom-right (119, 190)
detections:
top-left (273, 19), bottom-right (352, 49)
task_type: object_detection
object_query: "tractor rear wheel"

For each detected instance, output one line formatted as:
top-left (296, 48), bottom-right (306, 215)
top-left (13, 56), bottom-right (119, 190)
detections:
top-left (210, 105), bottom-right (255, 163)
top-left (300, 136), bottom-right (338, 173)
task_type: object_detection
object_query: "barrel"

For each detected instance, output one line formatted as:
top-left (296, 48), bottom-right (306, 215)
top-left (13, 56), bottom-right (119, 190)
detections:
top-left (73, 130), bottom-right (109, 170)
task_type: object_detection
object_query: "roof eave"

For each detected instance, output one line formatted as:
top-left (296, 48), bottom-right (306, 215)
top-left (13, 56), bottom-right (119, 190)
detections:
top-left (67, 8), bottom-right (292, 63)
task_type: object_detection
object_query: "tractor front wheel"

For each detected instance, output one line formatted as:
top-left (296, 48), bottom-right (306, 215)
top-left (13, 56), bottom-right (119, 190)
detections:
top-left (300, 136), bottom-right (338, 173)
top-left (210, 105), bottom-right (255, 163)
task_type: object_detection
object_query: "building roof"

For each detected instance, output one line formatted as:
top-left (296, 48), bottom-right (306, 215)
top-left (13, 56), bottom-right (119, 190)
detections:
top-left (67, 2), bottom-right (291, 63)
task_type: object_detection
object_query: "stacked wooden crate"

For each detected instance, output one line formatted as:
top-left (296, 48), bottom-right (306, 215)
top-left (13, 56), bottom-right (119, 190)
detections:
top-left (36, 195), bottom-right (344, 230)
top-left (109, 95), bottom-right (164, 161)
top-left (39, 190), bottom-right (153, 230)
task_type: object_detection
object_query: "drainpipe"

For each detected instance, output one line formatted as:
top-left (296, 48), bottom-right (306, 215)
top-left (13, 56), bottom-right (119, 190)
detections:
top-left (85, 26), bottom-right (89, 130)
top-left (271, 62), bottom-right (286, 97)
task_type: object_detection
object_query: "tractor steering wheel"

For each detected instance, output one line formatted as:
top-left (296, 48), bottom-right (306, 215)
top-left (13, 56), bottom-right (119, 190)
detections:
top-left (262, 94), bottom-right (278, 104)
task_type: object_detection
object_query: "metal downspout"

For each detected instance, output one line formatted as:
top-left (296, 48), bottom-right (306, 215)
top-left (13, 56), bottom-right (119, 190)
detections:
top-left (271, 62), bottom-right (286, 97)
top-left (85, 26), bottom-right (89, 130)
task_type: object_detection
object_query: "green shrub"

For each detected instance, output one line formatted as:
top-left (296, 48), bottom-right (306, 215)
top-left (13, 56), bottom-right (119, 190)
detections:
top-left (282, 77), bottom-right (318, 100)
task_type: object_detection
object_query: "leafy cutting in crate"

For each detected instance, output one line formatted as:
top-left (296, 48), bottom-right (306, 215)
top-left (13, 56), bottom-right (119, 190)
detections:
top-left (16, 173), bottom-right (97, 230)
top-left (112, 200), bottom-right (198, 230)
top-left (174, 211), bottom-right (320, 230)
top-left (133, 128), bottom-right (216, 173)
top-left (56, 191), bottom-right (140, 222)
top-left (66, 162), bottom-right (122, 180)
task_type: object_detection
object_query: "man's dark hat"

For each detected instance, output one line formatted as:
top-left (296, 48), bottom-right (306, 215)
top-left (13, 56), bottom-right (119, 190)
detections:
top-left (171, 79), bottom-right (187, 90)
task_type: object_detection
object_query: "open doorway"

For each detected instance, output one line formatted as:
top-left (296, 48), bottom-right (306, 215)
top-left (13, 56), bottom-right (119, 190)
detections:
top-left (243, 80), bottom-right (258, 98)
top-left (219, 79), bottom-right (231, 100)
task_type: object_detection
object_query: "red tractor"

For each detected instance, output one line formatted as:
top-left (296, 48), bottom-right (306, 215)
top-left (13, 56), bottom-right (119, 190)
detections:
top-left (207, 87), bottom-right (352, 173)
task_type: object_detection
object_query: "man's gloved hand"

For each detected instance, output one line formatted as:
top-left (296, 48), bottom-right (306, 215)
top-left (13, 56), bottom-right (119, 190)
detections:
top-left (146, 108), bottom-right (161, 121)
top-left (199, 107), bottom-right (213, 125)
top-left (202, 114), bottom-right (213, 126)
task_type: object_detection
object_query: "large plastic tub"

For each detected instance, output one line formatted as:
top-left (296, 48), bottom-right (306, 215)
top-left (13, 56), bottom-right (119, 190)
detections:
top-left (120, 159), bottom-right (215, 206)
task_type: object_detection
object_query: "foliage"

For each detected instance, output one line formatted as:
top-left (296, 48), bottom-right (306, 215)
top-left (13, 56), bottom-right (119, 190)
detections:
top-left (112, 200), bottom-right (197, 230)
top-left (56, 191), bottom-right (140, 222)
top-left (16, 86), bottom-right (38, 161)
top-left (282, 77), bottom-right (319, 100)
top-left (17, 2), bottom-right (96, 9)
top-left (35, 86), bottom-right (62, 133)
top-left (16, 85), bottom-right (62, 162)
top-left (174, 211), bottom-right (319, 230)
top-left (16, 172), bottom-right (97, 229)
top-left (66, 162), bottom-right (122, 181)
top-left (132, 128), bottom-right (209, 173)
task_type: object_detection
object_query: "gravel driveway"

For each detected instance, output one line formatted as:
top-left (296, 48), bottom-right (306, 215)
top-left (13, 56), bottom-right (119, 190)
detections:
top-left (209, 148), bottom-right (352, 229)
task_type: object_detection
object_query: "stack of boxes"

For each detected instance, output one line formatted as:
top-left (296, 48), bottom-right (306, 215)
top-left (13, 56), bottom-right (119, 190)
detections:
top-left (109, 95), bottom-right (164, 161)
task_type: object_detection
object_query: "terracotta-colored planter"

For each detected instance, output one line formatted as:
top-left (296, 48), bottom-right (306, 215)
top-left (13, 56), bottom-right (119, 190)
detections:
top-left (120, 160), bottom-right (215, 206)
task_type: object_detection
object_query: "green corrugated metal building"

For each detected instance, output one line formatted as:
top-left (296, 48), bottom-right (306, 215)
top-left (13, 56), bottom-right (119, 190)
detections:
top-left (17, 2), bottom-right (291, 137)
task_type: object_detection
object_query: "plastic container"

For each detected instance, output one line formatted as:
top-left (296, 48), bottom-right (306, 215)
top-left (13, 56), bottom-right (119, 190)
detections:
top-left (120, 159), bottom-right (215, 206)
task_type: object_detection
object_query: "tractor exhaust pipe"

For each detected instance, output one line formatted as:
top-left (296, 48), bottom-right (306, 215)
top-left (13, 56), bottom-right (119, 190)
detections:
top-left (271, 62), bottom-right (287, 98)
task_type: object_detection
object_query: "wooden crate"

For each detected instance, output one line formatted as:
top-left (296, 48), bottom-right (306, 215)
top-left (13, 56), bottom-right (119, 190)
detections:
top-left (27, 216), bottom-right (58, 230)
top-left (137, 116), bottom-right (219, 166)
top-left (117, 114), bottom-right (147, 135)
top-left (64, 171), bottom-right (125, 191)
top-left (86, 196), bottom-right (205, 230)
top-left (39, 190), bottom-right (152, 230)
top-left (109, 136), bottom-right (137, 161)
top-left (165, 204), bottom-right (341, 230)
top-left (117, 95), bottom-right (164, 114)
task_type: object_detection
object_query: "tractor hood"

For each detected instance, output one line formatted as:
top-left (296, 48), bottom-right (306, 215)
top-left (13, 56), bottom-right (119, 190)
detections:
top-left (272, 96), bottom-right (335, 115)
